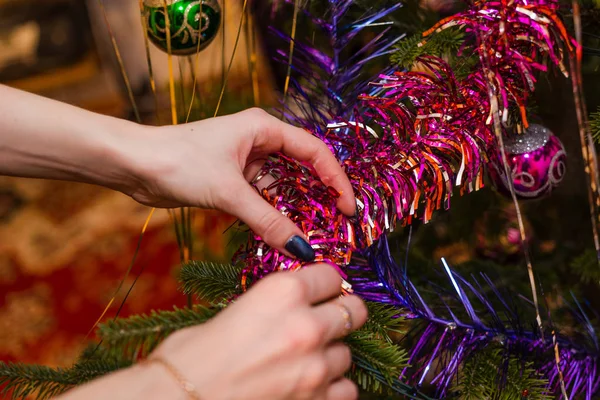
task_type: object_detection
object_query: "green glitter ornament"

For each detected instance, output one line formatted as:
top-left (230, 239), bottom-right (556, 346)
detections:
top-left (144, 0), bottom-right (221, 55)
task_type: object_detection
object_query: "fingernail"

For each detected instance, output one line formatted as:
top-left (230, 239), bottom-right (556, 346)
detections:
top-left (285, 236), bottom-right (315, 261)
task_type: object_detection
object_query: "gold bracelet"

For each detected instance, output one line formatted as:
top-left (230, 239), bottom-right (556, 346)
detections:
top-left (143, 356), bottom-right (202, 400)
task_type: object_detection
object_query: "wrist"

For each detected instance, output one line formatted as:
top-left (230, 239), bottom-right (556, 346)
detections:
top-left (55, 360), bottom-right (183, 400)
top-left (104, 122), bottom-right (180, 201)
top-left (91, 120), bottom-right (156, 196)
top-left (133, 361), bottom-right (186, 400)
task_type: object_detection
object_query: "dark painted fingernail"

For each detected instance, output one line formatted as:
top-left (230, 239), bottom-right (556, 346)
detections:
top-left (285, 236), bottom-right (315, 261)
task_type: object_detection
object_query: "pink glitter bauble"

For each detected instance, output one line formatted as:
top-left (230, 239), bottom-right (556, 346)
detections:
top-left (488, 124), bottom-right (567, 200)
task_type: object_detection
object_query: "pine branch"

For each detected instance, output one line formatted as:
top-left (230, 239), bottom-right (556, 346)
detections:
top-left (391, 28), bottom-right (466, 70)
top-left (570, 248), bottom-right (600, 284)
top-left (390, 34), bottom-right (424, 69)
top-left (180, 261), bottom-right (243, 304)
top-left (454, 347), bottom-right (551, 400)
top-left (361, 302), bottom-right (406, 342)
top-left (345, 330), bottom-right (409, 394)
top-left (344, 303), bottom-right (408, 393)
top-left (0, 359), bottom-right (130, 400)
top-left (97, 305), bottom-right (220, 359)
top-left (591, 106), bottom-right (600, 144)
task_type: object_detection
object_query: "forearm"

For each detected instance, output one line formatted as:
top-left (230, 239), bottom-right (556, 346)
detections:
top-left (0, 85), bottom-right (144, 192)
top-left (57, 363), bottom-right (183, 400)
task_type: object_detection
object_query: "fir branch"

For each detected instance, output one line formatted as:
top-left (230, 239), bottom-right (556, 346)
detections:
top-left (391, 28), bottom-right (466, 70)
top-left (345, 330), bottom-right (409, 394)
top-left (97, 305), bottom-right (220, 359)
top-left (390, 34), bottom-right (424, 69)
top-left (454, 347), bottom-right (551, 400)
top-left (362, 302), bottom-right (406, 342)
top-left (591, 106), bottom-right (600, 144)
top-left (570, 248), bottom-right (600, 284)
top-left (343, 303), bottom-right (409, 394)
top-left (0, 359), bottom-right (130, 400)
top-left (180, 261), bottom-right (243, 304)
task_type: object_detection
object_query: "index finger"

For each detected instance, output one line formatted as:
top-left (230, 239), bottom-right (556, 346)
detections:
top-left (248, 110), bottom-right (356, 217)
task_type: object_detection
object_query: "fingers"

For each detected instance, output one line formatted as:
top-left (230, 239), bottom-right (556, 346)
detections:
top-left (244, 161), bottom-right (277, 197)
top-left (243, 109), bottom-right (356, 217)
top-left (324, 343), bottom-right (353, 381)
top-left (219, 178), bottom-right (315, 260)
top-left (313, 295), bottom-right (369, 342)
top-left (251, 264), bottom-right (342, 305)
top-left (242, 158), bottom-right (267, 182)
top-left (327, 379), bottom-right (359, 400)
top-left (294, 264), bottom-right (344, 304)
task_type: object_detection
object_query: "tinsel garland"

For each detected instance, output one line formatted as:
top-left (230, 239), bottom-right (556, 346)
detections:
top-left (233, 0), bottom-right (600, 397)
top-left (236, 0), bottom-right (571, 283)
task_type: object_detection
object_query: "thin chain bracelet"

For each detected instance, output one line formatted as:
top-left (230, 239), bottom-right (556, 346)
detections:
top-left (143, 356), bottom-right (202, 400)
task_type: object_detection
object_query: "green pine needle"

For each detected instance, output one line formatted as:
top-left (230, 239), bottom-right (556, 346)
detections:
top-left (343, 303), bottom-right (409, 394)
top-left (345, 330), bottom-right (409, 394)
top-left (391, 34), bottom-right (424, 69)
top-left (591, 106), bottom-right (600, 144)
top-left (0, 359), bottom-right (130, 400)
top-left (391, 28), bottom-right (466, 70)
top-left (571, 248), bottom-right (600, 284)
top-left (180, 261), bottom-right (243, 304)
top-left (97, 305), bottom-right (220, 359)
top-left (454, 347), bottom-right (551, 400)
top-left (362, 302), bottom-right (406, 342)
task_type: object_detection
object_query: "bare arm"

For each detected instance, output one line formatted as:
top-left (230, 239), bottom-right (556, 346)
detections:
top-left (0, 84), bottom-right (355, 259)
top-left (57, 363), bottom-right (179, 400)
top-left (0, 84), bottom-right (142, 192)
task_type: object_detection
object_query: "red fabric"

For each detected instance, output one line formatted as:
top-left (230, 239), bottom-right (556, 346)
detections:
top-left (0, 178), bottom-right (233, 367)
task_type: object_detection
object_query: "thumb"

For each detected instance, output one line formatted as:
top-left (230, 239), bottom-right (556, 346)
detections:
top-left (220, 179), bottom-right (315, 262)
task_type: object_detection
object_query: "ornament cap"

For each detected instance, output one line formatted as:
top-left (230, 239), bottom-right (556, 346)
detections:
top-left (504, 124), bottom-right (550, 155)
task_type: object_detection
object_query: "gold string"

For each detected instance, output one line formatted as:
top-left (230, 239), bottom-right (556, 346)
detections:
top-left (488, 80), bottom-right (544, 340)
top-left (187, 57), bottom-right (204, 120)
top-left (185, 0), bottom-right (208, 123)
top-left (558, 4), bottom-right (600, 396)
top-left (161, 1), bottom-right (193, 266)
top-left (178, 61), bottom-right (188, 119)
top-left (570, 0), bottom-right (600, 265)
top-left (213, 0), bottom-right (250, 118)
top-left (138, 0), bottom-right (162, 125)
top-left (86, 209), bottom-right (156, 339)
top-left (553, 330), bottom-right (570, 400)
top-left (245, 6), bottom-right (260, 105)
top-left (96, 0), bottom-right (141, 123)
top-left (281, 0), bottom-right (300, 118)
top-left (221, 0), bottom-right (227, 88)
top-left (163, 0), bottom-right (179, 126)
top-left (473, 24), bottom-right (545, 340)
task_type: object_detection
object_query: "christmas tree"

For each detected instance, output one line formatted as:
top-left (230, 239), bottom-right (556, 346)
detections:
top-left (3, 0), bottom-right (600, 398)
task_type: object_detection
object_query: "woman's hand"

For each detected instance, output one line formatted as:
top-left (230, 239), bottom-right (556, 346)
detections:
top-left (0, 84), bottom-right (355, 260)
top-left (149, 264), bottom-right (368, 400)
top-left (125, 108), bottom-right (356, 260)
top-left (124, 109), bottom-right (355, 261)
top-left (57, 264), bottom-right (368, 400)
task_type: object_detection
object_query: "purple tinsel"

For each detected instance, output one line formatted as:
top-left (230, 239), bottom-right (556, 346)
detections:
top-left (232, 0), bottom-right (600, 397)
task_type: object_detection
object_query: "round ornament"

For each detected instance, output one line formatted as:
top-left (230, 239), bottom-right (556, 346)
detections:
top-left (488, 124), bottom-right (566, 200)
top-left (144, 0), bottom-right (221, 55)
top-left (475, 205), bottom-right (533, 260)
